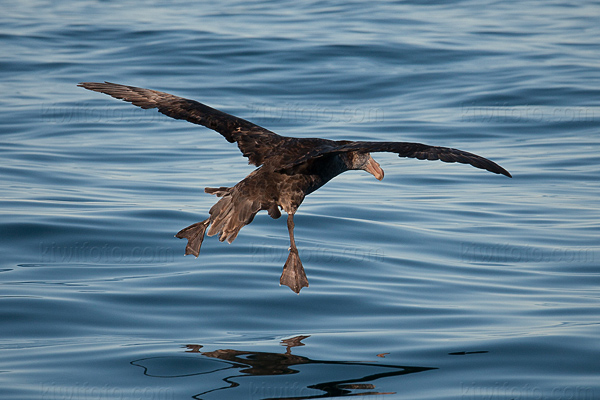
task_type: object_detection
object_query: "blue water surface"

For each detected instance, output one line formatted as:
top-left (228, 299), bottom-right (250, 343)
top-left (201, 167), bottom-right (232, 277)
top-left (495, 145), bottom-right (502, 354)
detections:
top-left (1, 1), bottom-right (599, 399)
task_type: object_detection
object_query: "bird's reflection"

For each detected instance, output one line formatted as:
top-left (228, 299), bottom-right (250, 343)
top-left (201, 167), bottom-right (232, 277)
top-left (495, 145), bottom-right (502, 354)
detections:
top-left (131, 335), bottom-right (435, 399)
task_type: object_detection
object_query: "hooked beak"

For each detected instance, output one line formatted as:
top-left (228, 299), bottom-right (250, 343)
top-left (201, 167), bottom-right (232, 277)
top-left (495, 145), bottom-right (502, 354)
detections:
top-left (365, 156), bottom-right (384, 181)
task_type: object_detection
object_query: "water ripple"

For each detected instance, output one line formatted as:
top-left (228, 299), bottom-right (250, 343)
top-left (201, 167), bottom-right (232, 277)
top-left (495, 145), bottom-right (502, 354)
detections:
top-left (2, 0), bottom-right (600, 399)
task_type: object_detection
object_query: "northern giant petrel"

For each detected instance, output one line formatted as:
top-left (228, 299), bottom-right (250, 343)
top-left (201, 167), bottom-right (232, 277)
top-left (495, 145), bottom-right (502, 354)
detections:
top-left (79, 82), bottom-right (511, 293)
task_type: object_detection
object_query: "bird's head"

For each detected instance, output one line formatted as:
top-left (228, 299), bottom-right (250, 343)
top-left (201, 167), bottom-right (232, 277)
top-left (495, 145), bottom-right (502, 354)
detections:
top-left (346, 152), bottom-right (384, 181)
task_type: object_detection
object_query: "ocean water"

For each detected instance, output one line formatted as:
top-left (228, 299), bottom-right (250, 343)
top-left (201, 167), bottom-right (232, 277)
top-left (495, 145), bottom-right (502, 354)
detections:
top-left (1, 0), bottom-right (599, 399)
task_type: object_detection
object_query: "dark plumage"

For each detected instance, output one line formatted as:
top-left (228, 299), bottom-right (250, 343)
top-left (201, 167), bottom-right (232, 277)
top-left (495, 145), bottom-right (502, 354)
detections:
top-left (79, 82), bottom-right (511, 293)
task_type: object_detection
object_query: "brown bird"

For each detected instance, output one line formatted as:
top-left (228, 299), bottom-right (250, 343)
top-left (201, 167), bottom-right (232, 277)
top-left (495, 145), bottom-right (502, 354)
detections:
top-left (79, 82), bottom-right (511, 293)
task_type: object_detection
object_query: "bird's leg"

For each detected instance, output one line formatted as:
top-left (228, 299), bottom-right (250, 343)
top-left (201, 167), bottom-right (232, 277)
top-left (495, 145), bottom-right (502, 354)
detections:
top-left (175, 219), bottom-right (210, 257)
top-left (280, 213), bottom-right (309, 293)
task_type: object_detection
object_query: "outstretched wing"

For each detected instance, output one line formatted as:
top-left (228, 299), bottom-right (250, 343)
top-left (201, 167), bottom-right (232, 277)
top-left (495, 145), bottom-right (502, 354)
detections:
top-left (78, 82), bottom-right (286, 166)
top-left (282, 140), bottom-right (512, 177)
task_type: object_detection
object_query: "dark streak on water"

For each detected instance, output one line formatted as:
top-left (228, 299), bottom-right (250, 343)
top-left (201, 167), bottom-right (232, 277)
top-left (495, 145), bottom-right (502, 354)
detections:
top-left (1, 1), bottom-right (600, 399)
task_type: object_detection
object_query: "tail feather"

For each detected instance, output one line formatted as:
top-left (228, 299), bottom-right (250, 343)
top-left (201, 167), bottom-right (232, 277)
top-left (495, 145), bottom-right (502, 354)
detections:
top-left (207, 199), bottom-right (234, 239)
top-left (193, 186), bottom-right (264, 244)
top-left (221, 199), bottom-right (260, 243)
top-left (205, 187), bottom-right (231, 197)
top-left (178, 178), bottom-right (276, 254)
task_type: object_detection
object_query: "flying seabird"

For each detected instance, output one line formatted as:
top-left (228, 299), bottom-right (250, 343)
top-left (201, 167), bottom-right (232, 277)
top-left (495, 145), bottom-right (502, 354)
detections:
top-left (79, 82), bottom-right (511, 293)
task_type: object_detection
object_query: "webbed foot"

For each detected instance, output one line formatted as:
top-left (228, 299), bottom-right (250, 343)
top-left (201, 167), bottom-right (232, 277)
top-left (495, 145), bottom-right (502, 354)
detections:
top-left (280, 248), bottom-right (309, 294)
top-left (175, 219), bottom-right (209, 257)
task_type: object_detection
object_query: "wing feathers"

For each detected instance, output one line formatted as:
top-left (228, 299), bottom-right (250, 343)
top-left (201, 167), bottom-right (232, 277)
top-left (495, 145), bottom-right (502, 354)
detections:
top-left (78, 82), bottom-right (283, 166)
top-left (360, 141), bottom-right (512, 177)
top-left (79, 82), bottom-right (510, 177)
top-left (280, 141), bottom-right (511, 177)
